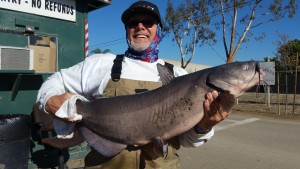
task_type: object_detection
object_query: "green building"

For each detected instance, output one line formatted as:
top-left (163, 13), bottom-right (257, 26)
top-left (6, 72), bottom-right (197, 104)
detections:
top-left (0, 0), bottom-right (111, 168)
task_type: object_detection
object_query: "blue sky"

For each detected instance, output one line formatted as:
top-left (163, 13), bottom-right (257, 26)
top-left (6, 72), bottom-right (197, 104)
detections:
top-left (88, 0), bottom-right (299, 66)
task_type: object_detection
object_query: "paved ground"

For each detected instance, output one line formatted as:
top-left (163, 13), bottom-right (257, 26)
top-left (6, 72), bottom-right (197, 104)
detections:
top-left (178, 112), bottom-right (300, 169)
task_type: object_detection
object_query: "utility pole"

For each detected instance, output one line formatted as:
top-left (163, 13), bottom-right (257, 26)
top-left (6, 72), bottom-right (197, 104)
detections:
top-left (265, 57), bottom-right (271, 107)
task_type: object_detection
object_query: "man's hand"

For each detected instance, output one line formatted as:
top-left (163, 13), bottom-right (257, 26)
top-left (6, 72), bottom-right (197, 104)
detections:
top-left (197, 90), bottom-right (230, 132)
top-left (45, 92), bottom-right (75, 115)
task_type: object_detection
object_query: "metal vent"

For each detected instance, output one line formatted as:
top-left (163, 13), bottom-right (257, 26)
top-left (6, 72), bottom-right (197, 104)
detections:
top-left (0, 46), bottom-right (33, 70)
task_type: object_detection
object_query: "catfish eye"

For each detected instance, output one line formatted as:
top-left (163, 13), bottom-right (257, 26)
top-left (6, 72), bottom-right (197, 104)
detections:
top-left (242, 65), bottom-right (249, 70)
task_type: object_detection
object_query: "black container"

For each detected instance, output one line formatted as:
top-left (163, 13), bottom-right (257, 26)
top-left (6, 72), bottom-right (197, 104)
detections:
top-left (0, 114), bottom-right (30, 169)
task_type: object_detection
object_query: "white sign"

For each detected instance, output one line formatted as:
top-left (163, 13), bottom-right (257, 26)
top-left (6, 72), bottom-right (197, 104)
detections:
top-left (0, 0), bottom-right (76, 22)
top-left (260, 62), bottom-right (275, 85)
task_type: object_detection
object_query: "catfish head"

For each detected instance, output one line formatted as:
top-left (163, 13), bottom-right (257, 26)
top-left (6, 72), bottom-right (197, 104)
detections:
top-left (206, 61), bottom-right (265, 98)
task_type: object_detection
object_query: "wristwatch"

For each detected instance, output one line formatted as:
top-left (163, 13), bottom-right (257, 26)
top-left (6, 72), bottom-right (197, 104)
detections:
top-left (194, 124), bottom-right (211, 134)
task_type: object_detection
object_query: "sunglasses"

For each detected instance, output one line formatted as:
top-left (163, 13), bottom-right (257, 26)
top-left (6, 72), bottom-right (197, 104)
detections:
top-left (126, 19), bottom-right (157, 28)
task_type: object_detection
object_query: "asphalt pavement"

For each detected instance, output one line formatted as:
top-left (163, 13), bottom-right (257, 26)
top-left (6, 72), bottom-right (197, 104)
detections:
top-left (178, 113), bottom-right (300, 169)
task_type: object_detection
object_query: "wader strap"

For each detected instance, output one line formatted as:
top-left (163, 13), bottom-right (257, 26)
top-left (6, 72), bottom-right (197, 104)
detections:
top-left (111, 54), bottom-right (124, 82)
top-left (164, 62), bottom-right (174, 74)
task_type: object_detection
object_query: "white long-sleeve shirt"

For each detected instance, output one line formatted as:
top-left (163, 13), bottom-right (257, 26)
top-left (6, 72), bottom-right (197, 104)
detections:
top-left (36, 53), bottom-right (214, 147)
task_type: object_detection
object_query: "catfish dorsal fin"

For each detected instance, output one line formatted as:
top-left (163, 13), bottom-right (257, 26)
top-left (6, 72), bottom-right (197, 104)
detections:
top-left (157, 63), bottom-right (175, 85)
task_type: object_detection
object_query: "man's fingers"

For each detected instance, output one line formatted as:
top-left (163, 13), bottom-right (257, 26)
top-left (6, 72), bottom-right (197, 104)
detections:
top-left (200, 91), bottom-right (230, 130)
top-left (46, 92), bottom-right (75, 115)
top-left (211, 90), bottom-right (219, 99)
top-left (204, 90), bottom-right (221, 116)
top-left (203, 100), bottom-right (211, 114)
top-left (205, 90), bottom-right (219, 103)
top-left (218, 110), bottom-right (228, 120)
top-left (205, 92), bottom-right (213, 104)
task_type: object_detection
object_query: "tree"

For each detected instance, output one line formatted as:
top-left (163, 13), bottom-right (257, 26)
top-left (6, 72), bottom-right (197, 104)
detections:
top-left (210, 0), bottom-right (298, 63)
top-left (90, 48), bottom-right (111, 55)
top-left (276, 39), bottom-right (300, 71)
top-left (164, 0), bottom-right (216, 69)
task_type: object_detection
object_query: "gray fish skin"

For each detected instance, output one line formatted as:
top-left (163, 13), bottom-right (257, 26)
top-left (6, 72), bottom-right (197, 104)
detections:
top-left (76, 61), bottom-right (264, 156)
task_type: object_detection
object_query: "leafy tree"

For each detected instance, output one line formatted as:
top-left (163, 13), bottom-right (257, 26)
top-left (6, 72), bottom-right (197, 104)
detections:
top-left (164, 0), bottom-right (216, 69)
top-left (90, 48), bottom-right (111, 54)
top-left (164, 0), bottom-right (298, 66)
top-left (210, 0), bottom-right (298, 63)
top-left (90, 48), bottom-right (101, 54)
top-left (276, 39), bottom-right (300, 71)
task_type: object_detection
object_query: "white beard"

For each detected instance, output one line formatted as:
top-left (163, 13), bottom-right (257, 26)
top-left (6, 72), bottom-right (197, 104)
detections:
top-left (128, 40), bottom-right (150, 51)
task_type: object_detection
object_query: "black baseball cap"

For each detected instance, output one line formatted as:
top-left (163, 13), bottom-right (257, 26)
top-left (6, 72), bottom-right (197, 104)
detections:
top-left (121, 1), bottom-right (163, 27)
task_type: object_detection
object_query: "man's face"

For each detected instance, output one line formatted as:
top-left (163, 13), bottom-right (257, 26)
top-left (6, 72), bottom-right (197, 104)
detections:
top-left (126, 13), bottom-right (158, 51)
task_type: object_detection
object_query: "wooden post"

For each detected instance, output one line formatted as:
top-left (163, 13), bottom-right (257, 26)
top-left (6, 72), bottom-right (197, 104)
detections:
top-left (285, 71), bottom-right (288, 114)
top-left (266, 58), bottom-right (271, 107)
top-left (292, 52), bottom-right (298, 115)
top-left (277, 72), bottom-right (280, 115)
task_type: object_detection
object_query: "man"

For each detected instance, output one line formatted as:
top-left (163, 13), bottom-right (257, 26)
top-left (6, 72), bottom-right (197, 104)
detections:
top-left (36, 1), bottom-right (229, 168)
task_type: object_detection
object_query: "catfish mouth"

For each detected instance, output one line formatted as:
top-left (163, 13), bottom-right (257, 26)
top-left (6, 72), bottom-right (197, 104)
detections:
top-left (206, 81), bottom-right (251, 98)
top-left (206, 82), bottom-right (230, 94)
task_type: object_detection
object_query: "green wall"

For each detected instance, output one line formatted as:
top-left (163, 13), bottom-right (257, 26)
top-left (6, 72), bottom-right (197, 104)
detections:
top-left (0, 1), bottom-right (110, 168)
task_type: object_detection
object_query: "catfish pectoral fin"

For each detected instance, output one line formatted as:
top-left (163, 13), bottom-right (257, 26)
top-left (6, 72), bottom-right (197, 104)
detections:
top-left (142, 137), bottom-right (166, 159)
top-left (79, 127), bottom-right (127, 157)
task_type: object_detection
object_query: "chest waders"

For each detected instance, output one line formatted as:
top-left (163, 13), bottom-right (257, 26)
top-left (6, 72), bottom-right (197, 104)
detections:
top-left (84, 55), bottom-right (181, 169)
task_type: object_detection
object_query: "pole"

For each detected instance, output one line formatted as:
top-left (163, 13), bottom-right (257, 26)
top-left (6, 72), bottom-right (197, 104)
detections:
top-left (85, 20), bottom-right (89, 58)
top-left (266, 58), bottom-right (271, 107)
top-left (292, 52), bottom-right (298, 115)
top-left (285, 71), bottom-right (288, 114)
top-left (277, 72), bottom-right (280, 115)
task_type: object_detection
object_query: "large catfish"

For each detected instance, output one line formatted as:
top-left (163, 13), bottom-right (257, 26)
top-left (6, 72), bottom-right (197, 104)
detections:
top-left (76, 61), bottom-right (264, 157)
